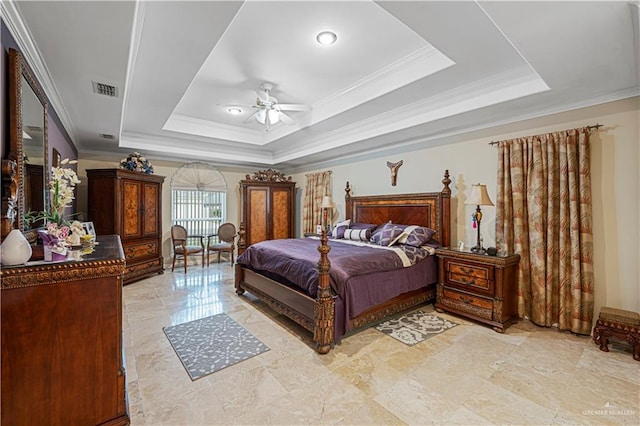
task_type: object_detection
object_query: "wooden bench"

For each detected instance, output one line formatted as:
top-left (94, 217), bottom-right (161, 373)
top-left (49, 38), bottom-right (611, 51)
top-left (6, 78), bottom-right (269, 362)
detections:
top-left (593, 307), bottom-right (640, 361)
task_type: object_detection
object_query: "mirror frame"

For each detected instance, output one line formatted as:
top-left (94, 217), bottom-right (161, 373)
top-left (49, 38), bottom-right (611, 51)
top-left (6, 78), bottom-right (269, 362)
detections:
top-left (6, 48), bottom-right (49, 234)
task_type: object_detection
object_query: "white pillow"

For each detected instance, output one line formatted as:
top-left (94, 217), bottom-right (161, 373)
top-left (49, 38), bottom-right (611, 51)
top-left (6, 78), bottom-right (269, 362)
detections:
top-left (343, 228), bottom-right (371, 241)
top-left (331, 219), bottom-right (351, 238)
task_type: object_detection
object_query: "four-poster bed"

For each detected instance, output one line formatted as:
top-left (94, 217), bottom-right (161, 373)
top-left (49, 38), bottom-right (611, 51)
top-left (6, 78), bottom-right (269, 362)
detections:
top-left (235, 170), bottom-right (451, 353)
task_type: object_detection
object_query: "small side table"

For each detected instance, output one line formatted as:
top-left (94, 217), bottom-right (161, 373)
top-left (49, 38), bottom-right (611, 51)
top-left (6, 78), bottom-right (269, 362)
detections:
top-left (593, 307), bottom-right (640, 361)
top-left (435, 247), bottom-right (520, 333)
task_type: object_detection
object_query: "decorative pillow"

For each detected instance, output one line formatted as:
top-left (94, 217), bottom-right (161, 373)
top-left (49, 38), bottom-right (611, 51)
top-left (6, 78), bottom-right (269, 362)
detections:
top-left (395, 225), bottom-right (436, 247)
top-left (331, 219), bottom-right (351, 239)
top-left (349, 222), bottom-right (378, 232)
top-left (371, 223), bottom-right (404, 246)
top-left (343, 228), bottom-right (371, 241)
top-left (370, 221), bottom-right (393, 244)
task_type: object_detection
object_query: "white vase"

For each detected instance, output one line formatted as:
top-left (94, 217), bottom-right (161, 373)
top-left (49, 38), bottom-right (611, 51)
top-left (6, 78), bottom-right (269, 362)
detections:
top-left (1, 229), bottom-right (33, 266)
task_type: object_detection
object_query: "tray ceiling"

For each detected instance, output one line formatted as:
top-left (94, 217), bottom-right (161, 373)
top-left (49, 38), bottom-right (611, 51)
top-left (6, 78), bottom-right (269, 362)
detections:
top-left (5, 1), bottom-right (639, 170)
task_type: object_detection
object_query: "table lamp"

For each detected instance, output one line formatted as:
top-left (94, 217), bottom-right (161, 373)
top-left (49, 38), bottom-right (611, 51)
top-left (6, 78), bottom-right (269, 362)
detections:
top-left (321, 195), bottom-right (334, 234)
top-left (465, 184), bottom-right (494, 253)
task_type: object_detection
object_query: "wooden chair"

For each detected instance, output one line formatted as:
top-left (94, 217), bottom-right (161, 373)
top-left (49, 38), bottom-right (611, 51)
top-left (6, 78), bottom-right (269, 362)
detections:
top-left (207, 223), bottom-right (237, 265)
top-left (171, 224), bottom-right (205, 273)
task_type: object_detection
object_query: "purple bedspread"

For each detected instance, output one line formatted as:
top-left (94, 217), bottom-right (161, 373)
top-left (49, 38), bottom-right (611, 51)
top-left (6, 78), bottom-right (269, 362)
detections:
top-left (237, 238), bottom-right (438, 324)
top-left (237, 238), bottom-right (398, 295)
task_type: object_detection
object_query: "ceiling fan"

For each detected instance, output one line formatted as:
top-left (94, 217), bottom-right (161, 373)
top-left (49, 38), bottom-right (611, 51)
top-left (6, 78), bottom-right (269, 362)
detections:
top-left (232, 83), bottom-right (311, 131)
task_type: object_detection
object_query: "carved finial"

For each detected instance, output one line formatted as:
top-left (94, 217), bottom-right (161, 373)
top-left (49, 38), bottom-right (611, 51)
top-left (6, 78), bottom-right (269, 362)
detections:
top-left (344, 181), bottom-right (351, 201)
top-left (442, 169), bottom-right (451, 196)
top-left (386, 160), bottom-right (403, 186)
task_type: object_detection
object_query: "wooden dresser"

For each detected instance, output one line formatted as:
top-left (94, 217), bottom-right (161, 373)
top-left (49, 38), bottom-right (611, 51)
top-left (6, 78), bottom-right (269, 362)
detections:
top-left (1, 235), bottom-right (129, 426)
top-left (87, 168), bottom-right (165, 284)
top-left (238, 169), bottom-right (296, 255)
top-left (435, 247), bottom-right (520, 332)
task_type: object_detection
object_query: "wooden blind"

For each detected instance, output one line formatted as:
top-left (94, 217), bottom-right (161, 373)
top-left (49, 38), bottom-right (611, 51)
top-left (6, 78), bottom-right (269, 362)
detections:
top-left (171, 189), bottom-right (226, 242)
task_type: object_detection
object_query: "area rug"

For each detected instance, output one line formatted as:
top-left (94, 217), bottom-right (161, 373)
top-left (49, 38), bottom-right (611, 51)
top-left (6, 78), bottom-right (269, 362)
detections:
top-left (163, 313), bottom-right (269, 380)
top-left (375, 310), bottom-right (458, 346)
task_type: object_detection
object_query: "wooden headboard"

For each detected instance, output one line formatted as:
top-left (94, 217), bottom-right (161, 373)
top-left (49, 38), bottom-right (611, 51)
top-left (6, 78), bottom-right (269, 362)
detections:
top-left (344, 170), bottom-right (451, 247)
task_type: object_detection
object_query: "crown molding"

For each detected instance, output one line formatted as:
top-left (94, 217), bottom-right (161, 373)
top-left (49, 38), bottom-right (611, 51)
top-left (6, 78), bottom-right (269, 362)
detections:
top-left (308, 44), bottom-right (455, 125)
top-left (1, 0), bottom-right (79, 145)
top-left (128, 65), bottom-right (550, 166)
top-left (118, 0), bottom-right (146, 145)
top-left (121, 68), bottom-right (637, 170)
top-left (163, 114), bottom-right (264, 145)
top-left (273, 65), bottom-right (548, 163)
top-left (119, 130), bottom-right (275, 165)
top-left (285, 90), bottom-right (640, 174)
top-left (160, 43), bottom-right (454, 146)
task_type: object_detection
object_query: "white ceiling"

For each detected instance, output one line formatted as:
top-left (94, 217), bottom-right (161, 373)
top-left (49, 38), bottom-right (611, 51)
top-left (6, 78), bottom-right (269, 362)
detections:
top-left (5, 1), bottom-right (639, 172)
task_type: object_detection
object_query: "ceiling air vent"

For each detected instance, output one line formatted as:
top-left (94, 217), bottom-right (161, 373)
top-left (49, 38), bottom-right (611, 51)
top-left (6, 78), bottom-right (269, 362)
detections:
top-left (92, 81), bottom-right (119, 97)
top-left (99, 133), bottom-right (115, 140)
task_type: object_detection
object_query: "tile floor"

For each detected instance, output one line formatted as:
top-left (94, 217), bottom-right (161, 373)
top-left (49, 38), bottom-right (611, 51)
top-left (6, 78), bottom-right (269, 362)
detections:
top-left (123, 263), bottom-right (639, 425)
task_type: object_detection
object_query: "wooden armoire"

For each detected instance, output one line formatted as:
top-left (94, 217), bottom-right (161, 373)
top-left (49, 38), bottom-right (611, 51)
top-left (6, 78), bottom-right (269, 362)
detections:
top-left (87, 169), bottom-right (165, 284)
top-left (238, 169), bottom-right (296, 255)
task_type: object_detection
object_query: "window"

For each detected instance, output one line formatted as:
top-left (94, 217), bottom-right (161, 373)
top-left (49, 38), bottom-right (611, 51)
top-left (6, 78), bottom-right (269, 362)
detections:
top-left (170, 162), bottom-right (228, 241)
top-left (171, 189), bottom-right (226, 238)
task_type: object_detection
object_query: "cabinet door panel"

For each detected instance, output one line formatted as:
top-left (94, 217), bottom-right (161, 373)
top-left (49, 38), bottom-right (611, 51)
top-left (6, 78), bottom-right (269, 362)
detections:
top-left (248, 188), bottom-right (268, 245)
top-left (122, 180), bottom-right (141, 238)
top-left (143, 183), bottom-right (159, 236)
top-left (1, 276), bottom-right (123, 425)
top-left (271, 188), bottom-right (291, 240)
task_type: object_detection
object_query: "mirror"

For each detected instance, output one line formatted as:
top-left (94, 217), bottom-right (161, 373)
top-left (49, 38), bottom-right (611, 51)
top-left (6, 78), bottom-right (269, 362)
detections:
top-left (4, 48), bottom-right (48, 235)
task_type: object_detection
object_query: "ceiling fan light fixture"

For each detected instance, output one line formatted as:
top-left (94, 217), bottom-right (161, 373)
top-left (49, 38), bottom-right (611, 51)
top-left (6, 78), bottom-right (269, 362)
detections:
top-left (227, 107), bottom-right (242, 115)
top-left (316, 31), bottom-right (337, 45)
top-left (256, 109), bottom-right (280, 125)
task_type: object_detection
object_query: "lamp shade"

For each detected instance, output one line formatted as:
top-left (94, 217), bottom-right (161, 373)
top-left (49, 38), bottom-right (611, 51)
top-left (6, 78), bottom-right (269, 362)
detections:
top-left (256, 109), bottom-right (280, 124)
top-left (466, 184), bottom-right (494, 206)
top-left (321, 195), bottom-right (333, 209)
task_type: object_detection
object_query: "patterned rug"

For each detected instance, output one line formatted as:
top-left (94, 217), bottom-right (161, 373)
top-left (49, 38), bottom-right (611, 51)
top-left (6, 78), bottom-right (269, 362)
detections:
top-left (375, 310), bottom-right (458, 346)
top-left (163, 313), bottom-right (269, 380)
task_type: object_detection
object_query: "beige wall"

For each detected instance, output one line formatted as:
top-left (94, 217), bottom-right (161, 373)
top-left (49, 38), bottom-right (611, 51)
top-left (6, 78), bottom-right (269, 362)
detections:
top-left (292, 97), bottom-right (640, 316)
top-left (76, 156), bottom-right (249, 266)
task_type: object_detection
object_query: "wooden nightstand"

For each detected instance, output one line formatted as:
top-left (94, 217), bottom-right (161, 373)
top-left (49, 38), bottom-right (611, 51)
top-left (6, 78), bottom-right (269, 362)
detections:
top-left (435, 247), bottom-right (520, 333)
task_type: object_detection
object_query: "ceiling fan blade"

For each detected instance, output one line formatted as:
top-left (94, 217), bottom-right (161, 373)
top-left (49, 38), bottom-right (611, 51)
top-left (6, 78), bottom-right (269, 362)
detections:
top-left (242, 110), bottom-right (259, 124)
top-left (276, 103), bottom-right (312, 111)
top-left (278, 111), bottom-right (295, 125)
top-left (217, 104), bottom-right (256, 109)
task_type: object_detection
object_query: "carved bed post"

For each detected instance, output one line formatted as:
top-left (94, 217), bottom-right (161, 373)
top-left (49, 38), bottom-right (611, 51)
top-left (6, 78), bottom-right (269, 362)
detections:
top-left (441, 170), bottom-right (451, 248)
top-left (344, 181), bottom-right (352, 220)
top-left (314, 229), bottom-right (334, 354)
top-left (237, 221), bottom-right (246, 255)
top-left (235, 263), bottom-right (245, 295)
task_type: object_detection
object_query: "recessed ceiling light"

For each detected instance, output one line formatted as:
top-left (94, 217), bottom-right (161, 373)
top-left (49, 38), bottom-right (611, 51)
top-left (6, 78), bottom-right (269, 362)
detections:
top-left (228, 107), bottom-right (242, 115)
top-left (316, 31), bottom-right (337, 45)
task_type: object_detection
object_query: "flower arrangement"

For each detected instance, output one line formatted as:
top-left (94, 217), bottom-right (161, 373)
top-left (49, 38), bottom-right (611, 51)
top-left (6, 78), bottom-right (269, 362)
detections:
top-left (24, 158), bottom-right (82, 260)
top-left (120, 152), bottom-right (154, 174)
top-left (40, 222), bottom-right (71, 259)
top-left (25, 158), bottom-right (81, 229)
top-left (46, 222), bottom-right (71, 240)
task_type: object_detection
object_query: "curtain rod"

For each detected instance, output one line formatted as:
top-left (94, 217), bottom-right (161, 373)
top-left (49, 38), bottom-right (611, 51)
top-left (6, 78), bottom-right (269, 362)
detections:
top-left (488, 124), bottom-right (603, 146)
top-left (304, 170), bottom-right (332, 177)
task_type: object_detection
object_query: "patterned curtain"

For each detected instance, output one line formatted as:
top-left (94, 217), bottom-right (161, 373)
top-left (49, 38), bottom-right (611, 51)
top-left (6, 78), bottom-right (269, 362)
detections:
top-left (303, 171), bottom-right (332, 234)
top-left (495, 128), bottom-right (594, 335)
